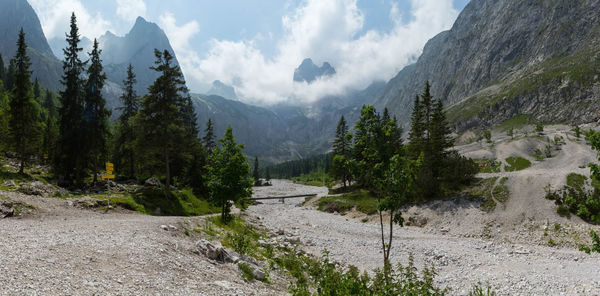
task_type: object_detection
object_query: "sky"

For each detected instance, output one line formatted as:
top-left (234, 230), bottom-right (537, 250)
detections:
top-left (28, 0), bottom-right (471, 105)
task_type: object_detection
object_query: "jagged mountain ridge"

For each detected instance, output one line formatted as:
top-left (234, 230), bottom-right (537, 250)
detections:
top-left (293, 58), bottom-right (336, 83)
top-left (376, 0), bottom-right (600, 131)
top-left (99, 17), bottom-right (178, 96)
top-left (0, 0), bottom-right (61, 90)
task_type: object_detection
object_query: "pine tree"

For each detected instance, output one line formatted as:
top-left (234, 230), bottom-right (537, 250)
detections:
top-left (253, 156), bottom-right (260, 184)
top-left (429, 98), bottom-right (453, 194)
top-left (83, 39), bottom-right (110, 183)
top-left (333, 116), bottom-right (350, 156)
top-left (6, 60), bottom-right (15, 90)
top-left (42, 90), bottom-right (58, 164)
top-left (206, 125), bottom-right (252, 223)
top-left (33, 78), bottom-right (41, 103)
top-left (136, 49), bottom-right (188, 192)
top-left (57, 13), bottom-right (87, 185)
top-left (203, 118), bottom-right (216, 152)
top-left (265, 167), bottom-right (271, 181)
top-left (8, 29), bottom-right (42, 173)
top-left (0, 53), bottom-right (5, 83)
top-left (407, 95), bottom-right (424, 158)
top-left (116, 64), bottom-right (138, 177)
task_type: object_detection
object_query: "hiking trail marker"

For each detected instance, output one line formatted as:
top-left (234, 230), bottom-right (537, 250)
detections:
top-left (102, 162), bottom-right (115, 212)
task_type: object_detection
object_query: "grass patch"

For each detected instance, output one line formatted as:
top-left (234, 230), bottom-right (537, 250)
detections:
top-left (505, 156), bottom-right (532, 172)
top-left (290, 168), bottom-right (330, 187)
top-left (566, 173), bottom-right (587, 190)
top-left (463, 177), bottom-right (498, 212)
top-left (317, 190), bottom-right (378, 215)
top-left (495, 114), bottom-right (532, 131)
top-left (105, 188), bottom-right (220, 216)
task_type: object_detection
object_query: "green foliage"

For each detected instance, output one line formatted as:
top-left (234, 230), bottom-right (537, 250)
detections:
top-left (83, 39), bottom-right (110, 183)
top-left (567, 173), bottom-right (587, 189)
top-left (238, 263), bottom-right (255, 281)
top-left (578, 230), bottom-right (600, 254)
top-left (318, 190), bottom-right (378, 215)
top-left (207, 126), bottom-right (252, 223)
top-left (114, 64), bottom-right (139, 178)
top-left (574, 126), bottom-right (581, 138)
top-left (496, 114), bottom-right (531, 132)
top-left (507, 128), bottom-right (514, 138)
top-left (331, 115), bottom-right (354, 188)
top-left (265, 153), bottom-right (332, 179)
top-left (56, 13), bottom-right (88, 185)
top-left (253, 156), bottom-right (260, 184)
top-left (116, 187), bottom-right (219, 216)
top-left (287, 252), bottom-right (451, 296)
top-left (135, 49), bottom-right (192, 191)
top-left (504, 157), bottom-right (532, 172)
top-left (9, 29), bottom-right (43, 174)
top-left (202, 118), bottom-right (216, 152)
top-left (468, 283), bottom-right (495, 296)
top-left (291, 168), bottom-right (330, 186)
top-left (545, 174), bottom-right (600, 223)
top-left (535, 122), bottom-right (544, 134)
top-left (483, 130), bottom-right (492, 143)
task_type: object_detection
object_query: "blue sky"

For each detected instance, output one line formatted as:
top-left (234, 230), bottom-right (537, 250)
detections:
top-left (30, 0), bottom-right (471, 104)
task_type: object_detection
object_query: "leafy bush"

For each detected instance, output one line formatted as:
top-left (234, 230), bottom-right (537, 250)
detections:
top-left (545, 176), bottom-right (600, 223)
top-left (317, 190), bottom-right (378, 215)
top-left (578, 230), bottom-right (600, 254)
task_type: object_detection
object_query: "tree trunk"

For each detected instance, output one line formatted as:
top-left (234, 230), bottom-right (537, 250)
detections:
top-left (164, 146), bottom-right (171, 193)
top-left (378, 207), bottom-right (388, 270)
top-left (129, 151), bottom-right (134, 178)
top-left (19, 157), bottom-right (24, 174)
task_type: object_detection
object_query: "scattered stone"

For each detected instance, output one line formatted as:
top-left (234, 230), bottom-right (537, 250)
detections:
top-left (144, 177), bottom-right (162, 188)
top-left (160, 225), bottom-right (169, 230)
top-left (406, 215), bottom-right (428, 227)
top-left (0, 203), bottom-right (14, 218)
top-left (1, 180), bottom-right (16, 188)
top-left (196, 239), bottom-right (236, 263)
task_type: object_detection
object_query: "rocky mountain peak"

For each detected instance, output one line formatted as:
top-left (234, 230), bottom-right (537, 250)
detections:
top-left (293, 58), bottom-right (336, 83)
top-left (207, 80), bottom-right (237, 101)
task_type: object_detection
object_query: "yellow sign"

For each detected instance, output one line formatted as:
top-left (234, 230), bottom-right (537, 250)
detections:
top-left (43, 154), bottom-right (48, 159)
top-left (102, 174), bottom-right (115, 179)
top-left (105, 162), bottom-right (114, 171)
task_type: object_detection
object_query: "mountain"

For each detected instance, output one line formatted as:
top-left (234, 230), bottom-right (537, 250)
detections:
top-left (99, 17), bottom-right (178, 96)
top-left (0, 0), bottom-right (61, 90)
top-left (376, 0), bottom-right (600, 131)
top-left (206, 80), bottom-right (237, 100)
top-left (49, 36), bottom-right (93, 61)
top-left (293, 58), bottom-right (336, 83)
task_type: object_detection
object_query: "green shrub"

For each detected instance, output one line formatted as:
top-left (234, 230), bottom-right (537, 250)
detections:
top-left (556, 205), bottom-right (571, 218)
top-left (578, 230), bottom-right (600, 254)
top-left (504, 157), bottom-right (532, 172)
top-left (317, 190), bottom-right (378, 215)
top-left (545, 175), bottom-right (600, 223)
top-left (238, 263), bottom-right (255, 281)
top-left (567, 173), bottom-right (587, 189)
top-left (469, 283), bottom-right (495, 296)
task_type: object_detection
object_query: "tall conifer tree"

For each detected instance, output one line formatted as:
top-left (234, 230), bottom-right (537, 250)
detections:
top-left (203, 118), bottom-right (216, 152)
top-left (116, 64), bottom-right (139, 177)
top-left (57, 13), bottom-right (87, 184)
top-left (9, 28), bottom-right (42, 173)
top-left (83, 39), bottom-right (110, 183)
top-left (136, 49), bottom-right (188, 193)
top-left (0, 53), bottom-right (5, 83)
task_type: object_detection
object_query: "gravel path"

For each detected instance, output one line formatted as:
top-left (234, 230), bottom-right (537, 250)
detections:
top-left (247, 180), bottom-right (600, 296)
top-left (0, 191), bottom-right (285, 296)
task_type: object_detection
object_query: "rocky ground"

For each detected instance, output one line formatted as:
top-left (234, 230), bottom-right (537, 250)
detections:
top-left (248, 180), bottom-right (600, 296)
top-left (0, 190), bottom-right (287, 295)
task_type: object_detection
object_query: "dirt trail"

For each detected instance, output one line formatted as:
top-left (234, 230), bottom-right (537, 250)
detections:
top-left (247, 180), bottom-right (600, 295)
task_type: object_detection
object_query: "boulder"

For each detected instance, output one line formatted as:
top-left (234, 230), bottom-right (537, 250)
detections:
top-left (196, 239), bottom-right (236, 263)
top-left (144, 177), bottom-right (162, 188)
top-left (1, 180), bottom-right (17, 188)
top-left (406, 215), bottom-right (428, 227)
top-left (19, 181), bottom-right (54, 197)
top-left (0, 202), bottom-right (14, 218)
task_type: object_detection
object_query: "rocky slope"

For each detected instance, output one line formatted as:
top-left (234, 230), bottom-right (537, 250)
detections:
top-left (0, 0), bottom-right (61, 90)
top-left (376, 0), bottom-right (600, 131)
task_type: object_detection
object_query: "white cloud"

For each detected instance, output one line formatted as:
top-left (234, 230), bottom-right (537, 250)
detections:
top-left (163, 0), bottom-right (460, 105)
top-left (29, 0), bottom-right (112, 41)
top-left (116, 0), bottom-right (147, 24)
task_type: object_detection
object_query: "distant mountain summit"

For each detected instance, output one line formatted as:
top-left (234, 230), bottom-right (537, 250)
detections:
top-left (207, 80), bottom-right (237, 101)
top-left (0, 0), bottom-right (61, 90)
top-left (293, 58), bottom-right (336, 83)
top-left (99, 16), bottom-right (179, 95)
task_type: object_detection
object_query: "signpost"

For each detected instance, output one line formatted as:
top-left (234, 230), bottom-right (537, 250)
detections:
top-left (102, 162), bottom-right (115, 211)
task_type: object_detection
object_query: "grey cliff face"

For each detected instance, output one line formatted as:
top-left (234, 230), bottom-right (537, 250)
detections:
top-left (0, 0), bottom-right (61, 90)
top-left (376, 0), bottom-right (600, 131)
top-left (100, 16), bottom-right (178, 96)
